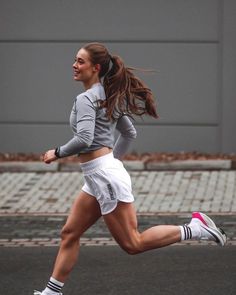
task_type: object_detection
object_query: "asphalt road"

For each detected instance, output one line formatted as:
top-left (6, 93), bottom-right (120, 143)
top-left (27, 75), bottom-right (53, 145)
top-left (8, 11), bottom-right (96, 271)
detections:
top-left (0, 245), bottom-right (235, 295)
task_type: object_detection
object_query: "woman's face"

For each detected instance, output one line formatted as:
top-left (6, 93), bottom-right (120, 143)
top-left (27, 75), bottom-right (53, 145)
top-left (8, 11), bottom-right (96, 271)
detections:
top-left (73, 48), bottom-right (99, 83)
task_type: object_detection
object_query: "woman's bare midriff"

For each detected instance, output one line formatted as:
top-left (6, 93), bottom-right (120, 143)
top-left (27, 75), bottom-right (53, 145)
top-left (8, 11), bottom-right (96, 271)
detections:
top-left (78, 147), bottom-right (113, 163)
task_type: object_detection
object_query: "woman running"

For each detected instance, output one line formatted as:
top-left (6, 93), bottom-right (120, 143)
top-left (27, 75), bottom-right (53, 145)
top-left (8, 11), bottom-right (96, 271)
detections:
top-left (35, 42), bottom-right (226, 295)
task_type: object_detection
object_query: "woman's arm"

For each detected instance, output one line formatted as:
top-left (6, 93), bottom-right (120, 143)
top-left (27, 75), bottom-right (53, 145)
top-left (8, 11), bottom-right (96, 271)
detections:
top-left (113, 115), bottom-right (137, 160)
top-left (44, 96), bottom-right (96, 163)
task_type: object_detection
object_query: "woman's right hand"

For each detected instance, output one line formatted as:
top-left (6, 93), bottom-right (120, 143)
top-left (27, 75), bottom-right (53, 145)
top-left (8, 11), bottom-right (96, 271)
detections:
top-left (43, 149), bottom-right (57, 164)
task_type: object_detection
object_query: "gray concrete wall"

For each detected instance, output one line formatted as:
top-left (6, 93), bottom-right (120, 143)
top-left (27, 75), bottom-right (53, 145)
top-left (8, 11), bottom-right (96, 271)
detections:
top-left (0, 0), bottom-right (235, 154)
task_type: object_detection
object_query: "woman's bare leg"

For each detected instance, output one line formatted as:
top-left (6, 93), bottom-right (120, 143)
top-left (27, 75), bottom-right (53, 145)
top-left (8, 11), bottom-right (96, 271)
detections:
top-left (103, 202), bottom-right (180, 254)
top-left (52, 191), bottom-right (101, 282)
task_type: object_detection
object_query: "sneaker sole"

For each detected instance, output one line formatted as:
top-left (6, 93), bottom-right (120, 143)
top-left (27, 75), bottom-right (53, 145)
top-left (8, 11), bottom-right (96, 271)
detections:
top-left (192, 212), bottom-right (227, 246)
top-left (200, 224), bottom-right (227, 246)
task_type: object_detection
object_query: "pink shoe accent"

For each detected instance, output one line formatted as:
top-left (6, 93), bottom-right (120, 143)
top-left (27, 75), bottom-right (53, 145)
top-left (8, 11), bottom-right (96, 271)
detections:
top-left (192, 212), bottom-right (208, 226)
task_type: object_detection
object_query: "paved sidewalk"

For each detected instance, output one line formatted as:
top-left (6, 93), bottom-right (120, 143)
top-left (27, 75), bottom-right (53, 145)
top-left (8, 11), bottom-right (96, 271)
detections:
top-left (0, 170), bottom-right (236, 214)
top-left (0, 170), bottom-right (235, 247)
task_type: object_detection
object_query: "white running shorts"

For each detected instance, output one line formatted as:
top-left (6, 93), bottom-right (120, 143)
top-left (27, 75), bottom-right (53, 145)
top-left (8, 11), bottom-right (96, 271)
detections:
top-left (81, 152), bottom-right (134, 215)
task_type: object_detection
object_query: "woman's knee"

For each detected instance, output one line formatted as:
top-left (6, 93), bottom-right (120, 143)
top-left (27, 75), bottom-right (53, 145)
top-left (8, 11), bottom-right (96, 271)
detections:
top-left (119, 239), bottom-right (142, 255)
top-left (60, 225), bottom-right (81, 245)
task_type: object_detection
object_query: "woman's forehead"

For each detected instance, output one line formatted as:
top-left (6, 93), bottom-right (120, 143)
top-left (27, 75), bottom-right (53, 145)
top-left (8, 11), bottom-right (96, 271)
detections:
top-left (76, 48), bottom-right (90, 60)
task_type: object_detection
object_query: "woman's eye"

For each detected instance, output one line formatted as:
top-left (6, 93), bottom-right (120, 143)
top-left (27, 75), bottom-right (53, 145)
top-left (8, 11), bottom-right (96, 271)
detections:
top-left (75, 58), bottom-right (84, 64)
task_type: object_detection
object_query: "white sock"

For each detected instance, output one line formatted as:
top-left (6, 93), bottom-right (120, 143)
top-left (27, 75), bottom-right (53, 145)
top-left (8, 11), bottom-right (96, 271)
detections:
top-left (179, 221), bottom-right (201, 241)
top-left (41, 277), bottom-right (64, 295)
top-left (189, 218), bottom-right (202, 239)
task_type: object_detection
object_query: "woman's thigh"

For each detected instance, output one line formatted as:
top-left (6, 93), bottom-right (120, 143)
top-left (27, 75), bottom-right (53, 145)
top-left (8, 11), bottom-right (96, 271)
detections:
top-left (63, 191), bottom-right (102, 237)
top-left (103, 202), bottom-right (140, 252)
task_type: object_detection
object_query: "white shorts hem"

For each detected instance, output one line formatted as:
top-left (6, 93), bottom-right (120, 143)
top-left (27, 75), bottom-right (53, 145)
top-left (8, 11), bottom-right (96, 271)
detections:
top-left (81, 187), bottom-right (134, 215)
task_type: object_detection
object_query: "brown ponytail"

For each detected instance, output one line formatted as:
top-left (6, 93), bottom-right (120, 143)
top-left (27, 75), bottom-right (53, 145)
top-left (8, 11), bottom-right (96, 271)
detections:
top-left (83, 42), bottom-right (158, 120)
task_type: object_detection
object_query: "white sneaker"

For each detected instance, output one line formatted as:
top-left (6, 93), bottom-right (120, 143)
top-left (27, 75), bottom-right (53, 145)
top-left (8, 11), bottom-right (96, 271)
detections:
top-left (34, 291), bottom-right (63, 295)
top-left (190, 212), bottom-right (227, 246)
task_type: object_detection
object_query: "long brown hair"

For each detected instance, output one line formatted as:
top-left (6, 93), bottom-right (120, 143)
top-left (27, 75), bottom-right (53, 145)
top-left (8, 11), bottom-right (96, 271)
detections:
top-left (83, 42), bottom-right (158, 120)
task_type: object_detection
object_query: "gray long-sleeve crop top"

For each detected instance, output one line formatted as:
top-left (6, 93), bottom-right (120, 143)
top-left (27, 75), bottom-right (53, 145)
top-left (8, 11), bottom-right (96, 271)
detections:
top-left (57, 83), bottom-right (137, 159)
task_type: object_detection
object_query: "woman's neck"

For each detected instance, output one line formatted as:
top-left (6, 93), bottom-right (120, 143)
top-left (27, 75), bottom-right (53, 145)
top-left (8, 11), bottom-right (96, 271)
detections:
top-left (83, 78), bottom-right (101, 90)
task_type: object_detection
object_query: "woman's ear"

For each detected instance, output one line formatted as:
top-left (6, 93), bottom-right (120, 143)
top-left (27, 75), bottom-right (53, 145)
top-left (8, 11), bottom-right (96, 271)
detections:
top-left (94, 64), bottom-right (101, 73)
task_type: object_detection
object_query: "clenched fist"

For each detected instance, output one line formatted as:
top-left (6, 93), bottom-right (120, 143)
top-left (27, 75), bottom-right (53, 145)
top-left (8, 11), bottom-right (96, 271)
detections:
top-left (43, 149), bottom-right (57, 164)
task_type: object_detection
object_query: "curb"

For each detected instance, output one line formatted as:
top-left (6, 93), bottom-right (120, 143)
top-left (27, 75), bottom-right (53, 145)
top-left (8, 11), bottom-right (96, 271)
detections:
top-left (0, 159), bottom-right (234, 172)
top-left (59, 162), bottom-right (82, 172)
top-left (0, 161), bottom-right (59, 172)
top-left (125, 160), bottom-right (233, 171)
top-left (145, 159), bottom-right (232, 171)
top-left (1, 237), bottom-right (235, 247)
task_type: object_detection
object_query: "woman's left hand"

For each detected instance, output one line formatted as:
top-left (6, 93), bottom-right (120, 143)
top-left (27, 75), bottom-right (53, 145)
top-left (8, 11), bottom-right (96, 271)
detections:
top-left (43, 149), bottom-right (58, 164)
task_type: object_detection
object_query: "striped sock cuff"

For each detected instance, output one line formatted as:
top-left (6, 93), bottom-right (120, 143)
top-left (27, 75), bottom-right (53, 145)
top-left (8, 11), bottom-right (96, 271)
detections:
top-left (180, 225), bottom-right (192, 241)
top-left (46, 277), bottom-right (64, 293)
